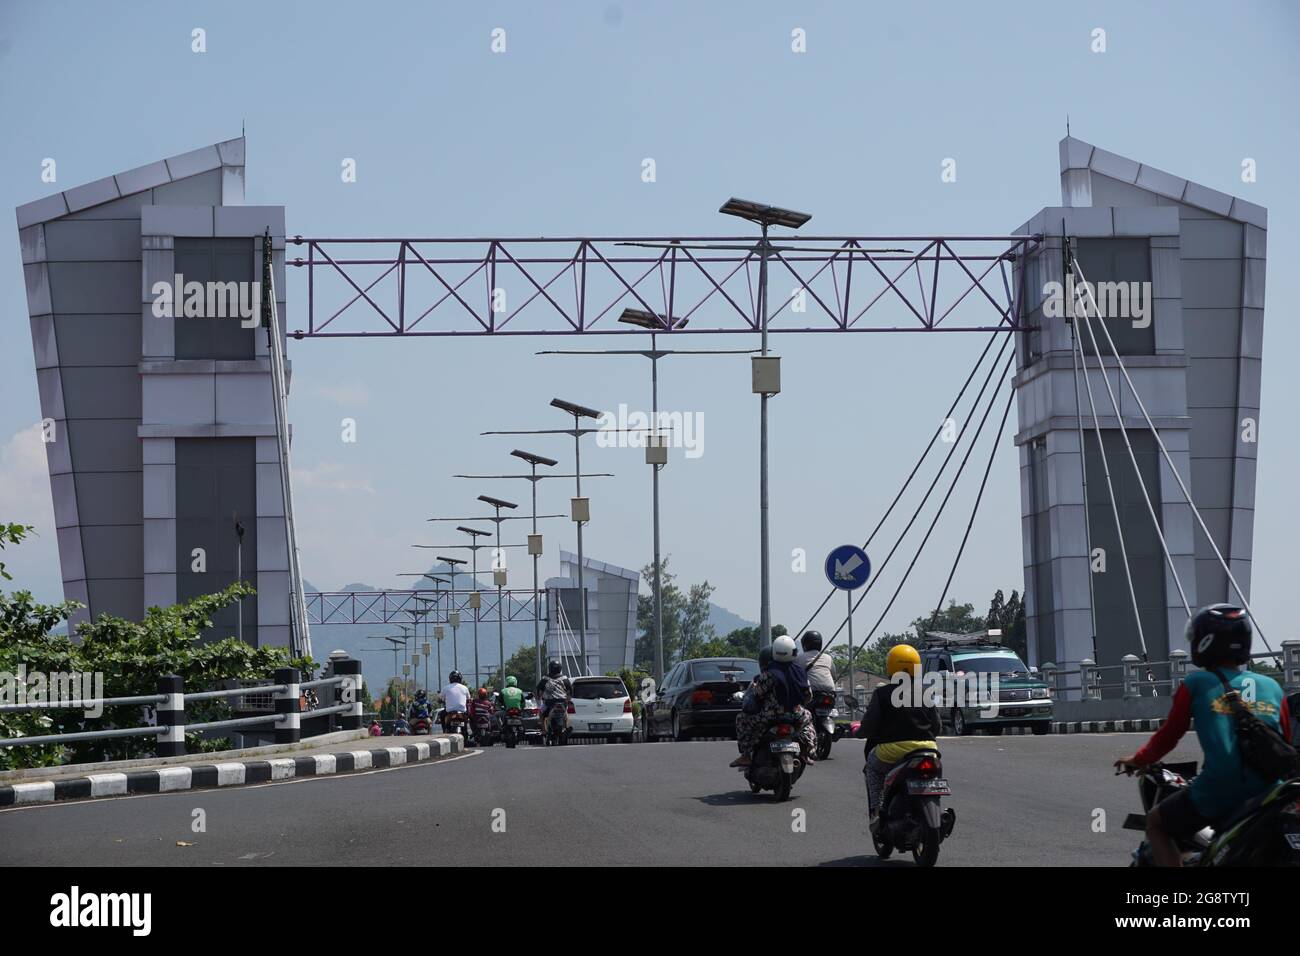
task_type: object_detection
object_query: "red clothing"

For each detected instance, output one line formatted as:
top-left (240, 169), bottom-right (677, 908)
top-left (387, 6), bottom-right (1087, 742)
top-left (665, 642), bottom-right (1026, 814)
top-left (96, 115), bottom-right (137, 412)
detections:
top-left (1133, 683), bottom-right (1292, 765)
top-left (468, 698), bottom-right (496, 720)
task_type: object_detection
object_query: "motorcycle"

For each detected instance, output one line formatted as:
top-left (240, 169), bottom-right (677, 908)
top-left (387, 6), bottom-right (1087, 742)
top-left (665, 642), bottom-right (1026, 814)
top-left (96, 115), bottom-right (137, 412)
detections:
top-left (743, 713), bottom-right (807, 801)
top-left (811, 689), bottom-right (837, 760)
top-left (410, 709), bottom-right (433, 735)
top-left (1120, 761), bottom-right (1300, 867)
top-left (871, 749), bottom-right (956, 867)
top-left (502, 707), bottom-right (525, 749)
top-left (543, 701), bottom-right (569, 746)
top-left (444, 710), bottom-right (470, 745)
top-left (471, 709), bottom-right (498, 747)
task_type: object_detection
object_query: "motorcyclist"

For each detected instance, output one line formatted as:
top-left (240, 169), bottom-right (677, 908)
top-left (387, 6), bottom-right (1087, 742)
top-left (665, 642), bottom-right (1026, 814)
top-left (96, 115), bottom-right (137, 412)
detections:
top-left (536, 660), bottom-right (571, 736)
top-left (1115, 604), bottom-right (1293, 867)
top-left (440, 670), bottom-right (470, 734)
top-left (498, 675), bottom-right (527, 712)
top-left (468, 687), bottom-right (497, 743)
top-left (797, 630), bottom-right (837, 695)
top-left (730, 635), bottom-right (816, 768)
top-left (855, 643), bottom-right (941, 834)
top-left (408, 688), bottom-right (432, 722)
top-left (393, 713), bottom-right (411, 735)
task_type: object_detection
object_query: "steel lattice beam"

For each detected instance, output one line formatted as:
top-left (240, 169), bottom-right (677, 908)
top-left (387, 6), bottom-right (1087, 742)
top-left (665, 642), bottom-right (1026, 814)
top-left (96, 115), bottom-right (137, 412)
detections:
top-left (305, 589), bottom-right (539, 626)
top-left (286, 235), bottom-right (1040, 338)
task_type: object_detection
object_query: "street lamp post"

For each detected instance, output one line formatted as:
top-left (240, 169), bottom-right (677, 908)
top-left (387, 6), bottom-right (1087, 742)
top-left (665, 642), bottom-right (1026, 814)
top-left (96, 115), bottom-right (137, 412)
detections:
top-left (550, 398), bottom-right (603, 675)
top-left (538, 311), bottom-right (754, 684)
top-left (478, 494), bottom-right (518, 689)
top-left (718, 198), bottom-right (812, 649)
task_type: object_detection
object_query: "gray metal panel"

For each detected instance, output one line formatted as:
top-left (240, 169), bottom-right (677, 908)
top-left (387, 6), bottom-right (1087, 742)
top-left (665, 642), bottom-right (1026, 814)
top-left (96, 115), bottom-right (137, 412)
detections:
top-left (64, 419), bottom-right (142, 472)
top-left (1180, 260), bottom-right (1242, 309)
top-left (62, 191), bottom-right (153, 220)
top-left (47, 261), bottom-right (138, 312)
top-left (1183, 309), bottom-right (1242, 359)
top-left (152, 170), bottom-right (222, 206)
top-left (81, 525), bottom-right (144, 583)
top-left (1184, 357), bottom-right (1240, 409)
top-left (60, 366), bottom-right (142, 419)
top-left (43, 219), bottom-right (141, 261)
top-left (85, 578), bottom-right (144, 621)
top-left (52, 314), bottom-right (141, 366)
top-left (72, 472), bottom-right (143, 526)
top-left (1178, 220), bottom-right (1243, 259)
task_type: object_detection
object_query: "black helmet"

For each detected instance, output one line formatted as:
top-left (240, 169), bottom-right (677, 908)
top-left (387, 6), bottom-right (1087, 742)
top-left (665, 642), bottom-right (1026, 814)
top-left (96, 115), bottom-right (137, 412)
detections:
top-left (800, 630), bottom-right (823, 652)
top-left (449, 670), bottom-right (463, 685)
top-left (547, 660), bottom-right (563, 678)
top-left (758, 647), bottom-right (774, 669)
top-left (415, 688), bottom-right (427, 699)
top-left (1186, 603), bottom-right (1252, 668)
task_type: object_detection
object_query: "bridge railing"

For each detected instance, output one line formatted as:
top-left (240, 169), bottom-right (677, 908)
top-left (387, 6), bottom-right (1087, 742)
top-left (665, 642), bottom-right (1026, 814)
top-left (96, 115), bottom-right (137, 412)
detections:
top-left (0, 658), bottom-right (364, 758)
top-left (1038, 641), bottom-right (1300, 701)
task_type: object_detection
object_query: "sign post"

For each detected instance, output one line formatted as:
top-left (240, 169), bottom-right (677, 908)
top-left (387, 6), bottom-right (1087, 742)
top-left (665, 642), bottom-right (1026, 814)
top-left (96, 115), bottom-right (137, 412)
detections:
top-left (824, 544), bottom-right (871, 711)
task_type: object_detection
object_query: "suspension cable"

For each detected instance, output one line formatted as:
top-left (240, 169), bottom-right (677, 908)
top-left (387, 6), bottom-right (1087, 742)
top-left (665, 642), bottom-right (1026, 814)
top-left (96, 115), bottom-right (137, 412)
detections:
top-left (1071, 261), bottom-right (1191, 617)
top-left (831, 350), bottom-right (1017, 651)
top-left (1068, 314), bottom-right (1101, 661)
top-left (1070, 256), bottom-right (1270, 652)
top-left (793, 330), bottom-right (1008, 645)
top-left (1070, 284), bottom-right (1148, 658)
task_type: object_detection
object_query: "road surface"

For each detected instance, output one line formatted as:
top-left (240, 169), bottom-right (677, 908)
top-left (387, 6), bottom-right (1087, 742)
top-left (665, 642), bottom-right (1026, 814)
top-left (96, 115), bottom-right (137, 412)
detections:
top-left (0, 732), bottom-right (1194, 866)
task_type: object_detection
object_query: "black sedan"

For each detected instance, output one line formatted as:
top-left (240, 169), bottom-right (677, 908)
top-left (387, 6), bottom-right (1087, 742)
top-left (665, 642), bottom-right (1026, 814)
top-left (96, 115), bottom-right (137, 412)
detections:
top-left (644, 657), bottom-right (759, 741)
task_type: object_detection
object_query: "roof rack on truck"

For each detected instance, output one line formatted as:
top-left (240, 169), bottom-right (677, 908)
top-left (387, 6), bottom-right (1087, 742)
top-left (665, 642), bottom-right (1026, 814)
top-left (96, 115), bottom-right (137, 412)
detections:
top-left (922, 628), bottom-right (1003, 649)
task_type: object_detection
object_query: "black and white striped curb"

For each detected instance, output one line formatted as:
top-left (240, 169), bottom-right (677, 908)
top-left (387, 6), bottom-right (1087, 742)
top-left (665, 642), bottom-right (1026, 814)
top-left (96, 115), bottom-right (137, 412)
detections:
top-left (0, 736), bottom-right (464, 808)
top-left (1050, 718), bottom-right (1164, 734)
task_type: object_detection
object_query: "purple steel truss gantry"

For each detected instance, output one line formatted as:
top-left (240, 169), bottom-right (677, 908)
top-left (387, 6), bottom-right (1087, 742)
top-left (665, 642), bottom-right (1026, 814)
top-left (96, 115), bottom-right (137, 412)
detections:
top-left (305, 588), bottom-right (538, 626)
top-left (286, 234), bottom-right (1041, 338)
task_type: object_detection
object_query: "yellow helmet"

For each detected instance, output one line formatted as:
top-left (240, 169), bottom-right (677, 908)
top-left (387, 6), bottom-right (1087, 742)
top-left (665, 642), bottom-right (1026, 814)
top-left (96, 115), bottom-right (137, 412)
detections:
top-left (886, 643), bottom-right (921, 678)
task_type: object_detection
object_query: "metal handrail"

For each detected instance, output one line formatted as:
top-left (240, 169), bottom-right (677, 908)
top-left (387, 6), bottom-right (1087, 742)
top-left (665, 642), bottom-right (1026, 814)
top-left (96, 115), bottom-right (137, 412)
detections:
top-left (185, 684), bottom-right (289, 702)
top-left (0, 725), bottom-right (166, 748)
top-left (0, 693), bottom-right (167, 713)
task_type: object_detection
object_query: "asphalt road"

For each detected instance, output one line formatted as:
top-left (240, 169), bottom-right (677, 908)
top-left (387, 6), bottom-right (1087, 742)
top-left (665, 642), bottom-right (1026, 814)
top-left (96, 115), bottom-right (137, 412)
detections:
top-left (0, 732), bottom-right (1196, 866)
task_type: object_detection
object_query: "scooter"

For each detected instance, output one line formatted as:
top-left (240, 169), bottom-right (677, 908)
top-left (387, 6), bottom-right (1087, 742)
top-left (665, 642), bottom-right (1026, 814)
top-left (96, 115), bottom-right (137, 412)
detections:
top-left (1120, 761), bottom-right (1300, 866)
top-left (871, 749), bottom-right (956, 867)
top-left (444, 710), bottom-right (470, 745)
top-left (543, 701), bottom-right (569, 746)
top-left (472, 709), bottom-right (498, 747)
top-left (743, 713), bottom-right (807, 801)
top-left (502, 707), bottom-right (525, 749)
top-left (811, 689), bottom-right (837, 760)
top-left (410, 709), bottom-right (433, 735)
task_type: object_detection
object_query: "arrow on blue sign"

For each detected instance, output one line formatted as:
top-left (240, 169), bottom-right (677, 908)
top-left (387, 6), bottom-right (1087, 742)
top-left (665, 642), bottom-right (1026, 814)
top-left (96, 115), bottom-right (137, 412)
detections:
top-left (824, 544), bottom-right (871, 591)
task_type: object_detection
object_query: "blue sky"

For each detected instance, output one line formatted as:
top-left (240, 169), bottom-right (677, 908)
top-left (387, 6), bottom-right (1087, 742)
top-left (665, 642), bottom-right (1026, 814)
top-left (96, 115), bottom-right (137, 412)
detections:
top-left (1, 1), bottom-right (1297, 647)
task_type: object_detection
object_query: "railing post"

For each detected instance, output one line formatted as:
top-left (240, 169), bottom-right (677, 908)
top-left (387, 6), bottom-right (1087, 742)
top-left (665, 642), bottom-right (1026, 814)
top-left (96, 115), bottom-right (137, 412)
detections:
top-left (1282, 640), bottom-right (1300, 694)
top-left (1121, 654), bottom-right (1141, 700)
top-left (1169, 649), bottom-right (1190, 693)
top-left (1079, 659), bottom-right (1100, 701)
top-left (335, 657), bottom-right (363, 730)
top-left (157, 674), bottom-right (186, 757)
top-left (1040, 662), bottom-right (1058, 697)
top-left (275, 667), bottom-right (301, 744)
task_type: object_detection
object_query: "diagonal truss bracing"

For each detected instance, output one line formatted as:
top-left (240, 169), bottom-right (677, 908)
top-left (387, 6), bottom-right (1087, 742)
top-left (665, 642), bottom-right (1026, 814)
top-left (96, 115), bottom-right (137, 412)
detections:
top-left (287, 235), bottom-right (1041, 338)
top-left (305, 589), bottom-right (539, 626)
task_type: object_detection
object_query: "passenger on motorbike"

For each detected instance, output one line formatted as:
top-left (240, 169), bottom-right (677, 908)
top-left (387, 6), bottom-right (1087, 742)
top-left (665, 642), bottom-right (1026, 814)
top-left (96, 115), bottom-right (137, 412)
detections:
top-left (468, 687), bottom-right (497, 742)
top-left (730, 635), bottom-right (816, 768)
top-left (536, 660), bottom-right (571, 733)
top-left (1115, 604), bottom-right (1293, 867)
top-left (797, 630), bottom-right (837, 695)
top-left (440, 670), bottom-right (471, 734)
top-left (855, 643), bottom-right (941, 832)
top-left (408, 688), bottom-right (432, 722)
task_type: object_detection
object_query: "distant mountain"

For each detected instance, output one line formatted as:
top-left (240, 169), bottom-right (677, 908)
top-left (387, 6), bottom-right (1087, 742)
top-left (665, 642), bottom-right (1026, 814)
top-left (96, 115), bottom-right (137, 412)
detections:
top-left (707, 602), bottom-right (754, 636)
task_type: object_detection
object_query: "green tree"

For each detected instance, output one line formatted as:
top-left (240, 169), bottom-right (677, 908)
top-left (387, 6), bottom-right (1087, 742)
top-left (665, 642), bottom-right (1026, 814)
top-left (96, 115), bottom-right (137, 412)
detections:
top-left (486, 641), bottom-right (542, 691)
top-left (0, 523), bottom-right (35, 581)
top-left (634, 557), bottom-right (717, 669)
top-left (913, 600), bottom-right (985, 641)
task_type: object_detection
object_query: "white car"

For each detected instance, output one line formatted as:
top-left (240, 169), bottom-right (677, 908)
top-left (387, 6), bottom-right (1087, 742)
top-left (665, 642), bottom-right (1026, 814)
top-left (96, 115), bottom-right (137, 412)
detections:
top-left (567, 676), bottom-right (635, 742)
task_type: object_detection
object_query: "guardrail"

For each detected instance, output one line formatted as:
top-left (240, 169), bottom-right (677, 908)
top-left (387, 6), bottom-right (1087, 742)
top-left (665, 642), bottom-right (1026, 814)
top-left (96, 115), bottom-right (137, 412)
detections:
top-left (0, 658), bottom-right (364, 757)
top-left (1038, 640), bottom-right (1300, 701)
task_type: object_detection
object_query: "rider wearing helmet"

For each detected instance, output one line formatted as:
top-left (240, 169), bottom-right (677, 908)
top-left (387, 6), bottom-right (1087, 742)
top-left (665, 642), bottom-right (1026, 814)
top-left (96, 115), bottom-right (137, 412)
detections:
top-left (408, 687), bottom-right (432, 722)
top-left (730, 633), bottom-right (816, 767)
top-left (439, 669), bottom-right (470, 734)
top-left (797, 630), bottom-right (837, 695)
top-left (498, 674), bottom-right (527, 713)
top-left (855, 643), bottom-right (941, 830)
top-left (1116, 604), bottom-right (1292, 867)
top-left (536, 660), bottom-right (571, 733)
top-left (468, 686), bottom-right (497, 743)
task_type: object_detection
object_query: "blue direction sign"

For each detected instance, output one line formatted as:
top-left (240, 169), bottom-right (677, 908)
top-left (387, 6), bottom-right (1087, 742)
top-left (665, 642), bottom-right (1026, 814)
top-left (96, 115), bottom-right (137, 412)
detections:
top-left (824, 544), bottom-right (871, 591)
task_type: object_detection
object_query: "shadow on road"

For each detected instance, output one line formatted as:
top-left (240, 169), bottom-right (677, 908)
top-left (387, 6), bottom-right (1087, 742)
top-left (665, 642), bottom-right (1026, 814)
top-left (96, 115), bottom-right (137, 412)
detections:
top-left (694, 789), bottom-right (767, 806)
top-left (817, 855), bottom-right (915, 868)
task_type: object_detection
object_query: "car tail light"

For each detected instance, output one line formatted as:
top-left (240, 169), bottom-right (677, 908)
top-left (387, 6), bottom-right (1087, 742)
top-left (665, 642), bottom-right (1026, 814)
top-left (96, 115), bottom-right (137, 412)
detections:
top-left (1284, 800), bottom-right (1300, 817)
top-left (622, 699), bottom-right (632, 713)
top-left (775, 724), bottom-right (793, 738)
top-left (566, 702), bottom-right (575, 714)
top-left (507, 708), bottom-right (521, 717)
top-left (820, 694), bottom-right (834, 708)
top-left (691, 690), bottom-right (713, 705)
top-left (914, 756), bottom-right (938, 778)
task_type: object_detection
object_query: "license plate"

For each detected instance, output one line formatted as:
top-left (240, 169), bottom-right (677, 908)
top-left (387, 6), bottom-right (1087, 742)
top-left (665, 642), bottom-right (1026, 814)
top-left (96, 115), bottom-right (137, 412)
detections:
top-left (507, 718), bottom-right (522, 726)
top-left (906, 778), bottom-right (950, 795)
top-left (769, 741), bottom-right (799, 753)
top-left (589, 723), bottom-right (611, 731)
top-left (1285, 833), bottom-right (1300, 850)
top-left (814, 708), bottom-right (832, 716)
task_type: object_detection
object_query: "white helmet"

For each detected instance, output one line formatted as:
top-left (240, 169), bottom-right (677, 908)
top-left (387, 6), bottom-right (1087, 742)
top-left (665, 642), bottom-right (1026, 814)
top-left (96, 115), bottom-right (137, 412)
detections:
top-left (772, 635), bottom-right (797, 662)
